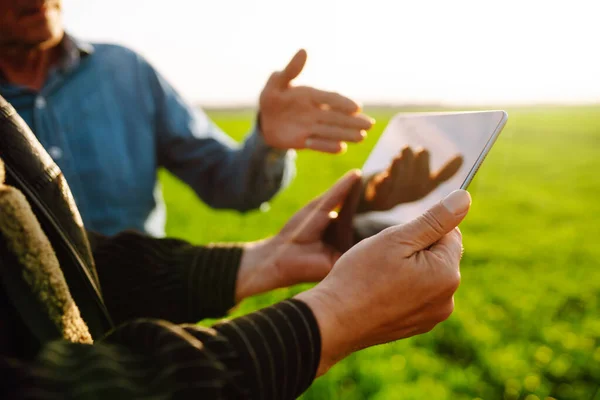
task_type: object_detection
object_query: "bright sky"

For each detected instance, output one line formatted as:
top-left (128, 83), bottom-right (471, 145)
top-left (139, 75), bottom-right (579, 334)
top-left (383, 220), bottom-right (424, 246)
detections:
top-left (62, 0), bottom-right (600, 106)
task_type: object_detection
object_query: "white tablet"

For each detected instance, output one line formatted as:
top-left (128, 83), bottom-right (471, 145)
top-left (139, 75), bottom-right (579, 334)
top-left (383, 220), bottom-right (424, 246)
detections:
top-left (354, 110), bottom-right (508, 229)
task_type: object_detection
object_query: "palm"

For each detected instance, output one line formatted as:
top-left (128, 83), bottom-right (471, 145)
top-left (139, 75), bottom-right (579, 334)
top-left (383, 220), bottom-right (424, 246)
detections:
top-left (259, 50), bottom-right (374, 154)
top-left (260, 87), bottom-right (317, 149)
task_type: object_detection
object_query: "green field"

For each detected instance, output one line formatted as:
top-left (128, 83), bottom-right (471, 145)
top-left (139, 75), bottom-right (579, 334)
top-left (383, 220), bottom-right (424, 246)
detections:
top-left (160, 106), bottom-right (600, 400)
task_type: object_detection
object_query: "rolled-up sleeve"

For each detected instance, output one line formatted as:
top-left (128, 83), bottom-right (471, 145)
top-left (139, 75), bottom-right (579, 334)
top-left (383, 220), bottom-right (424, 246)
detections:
top-left (139, 56), bottom-right (296, 212)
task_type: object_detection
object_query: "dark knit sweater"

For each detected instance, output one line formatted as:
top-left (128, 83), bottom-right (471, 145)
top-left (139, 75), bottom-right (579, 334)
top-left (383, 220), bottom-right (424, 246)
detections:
top-left (1, 231), bottom-right (321, 399)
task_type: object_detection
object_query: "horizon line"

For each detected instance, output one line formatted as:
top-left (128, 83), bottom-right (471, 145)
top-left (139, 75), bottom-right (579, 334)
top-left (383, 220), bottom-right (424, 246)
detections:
top-left (199, 100), bottom-right (600, 111)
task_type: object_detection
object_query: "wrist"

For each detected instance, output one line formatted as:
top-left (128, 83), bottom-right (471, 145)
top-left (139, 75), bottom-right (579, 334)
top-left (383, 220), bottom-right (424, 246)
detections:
top-left (294, 286), bottom-right (353, 376)
top-left (236, 238), bottom-right (283, 303)
top-left (256, 111), bottom-right (289, 152)
top-left (256, 112), bottom-right (274, 148)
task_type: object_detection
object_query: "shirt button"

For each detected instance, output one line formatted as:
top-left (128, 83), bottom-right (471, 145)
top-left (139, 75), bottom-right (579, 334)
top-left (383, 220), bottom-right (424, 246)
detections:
top-left (48, 146), bottom-right (63, 160)
top-left (266, 152), bottom-right (278, 164)
top-left (35, 97), bottom-right (47, 109)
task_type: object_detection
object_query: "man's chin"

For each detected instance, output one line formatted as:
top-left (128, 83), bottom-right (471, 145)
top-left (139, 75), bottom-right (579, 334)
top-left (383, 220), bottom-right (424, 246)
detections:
top-left (18, 32), bottom-right (63, 51)
top-left (37, 34), bottom-right (63, 50)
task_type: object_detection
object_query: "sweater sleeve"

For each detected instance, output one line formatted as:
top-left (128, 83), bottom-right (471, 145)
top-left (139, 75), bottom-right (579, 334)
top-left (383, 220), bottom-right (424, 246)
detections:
top-left (88, 230), bottom-right (243, 325)
top-left (0, 299), bottom-right (321, 400)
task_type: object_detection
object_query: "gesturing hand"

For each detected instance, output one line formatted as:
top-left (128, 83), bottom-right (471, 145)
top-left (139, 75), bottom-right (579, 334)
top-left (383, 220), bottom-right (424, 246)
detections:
top-left (297, 189), bottom-right (471, 375)
top-left (259, 49), bottom-right (374, 154)
top-left (235, 170), bottom-right (362, 302)
top-left (358, 146), bottom-right (464, 213)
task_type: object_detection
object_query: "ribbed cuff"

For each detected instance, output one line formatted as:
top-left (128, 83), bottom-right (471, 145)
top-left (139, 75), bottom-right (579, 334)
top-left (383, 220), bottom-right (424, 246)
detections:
top-left (186, 244), bottom-right (244, 320)
top-left (213, 299), bottom-right (321, 400)
top-left (252, 122), bottom-right (289, 157)
top-left (247, 122), bottom-right (297, 198)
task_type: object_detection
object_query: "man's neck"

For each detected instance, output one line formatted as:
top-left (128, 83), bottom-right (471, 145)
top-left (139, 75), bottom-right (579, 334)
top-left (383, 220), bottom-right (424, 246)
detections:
top-left (0, 42), bottom-right (62, 92)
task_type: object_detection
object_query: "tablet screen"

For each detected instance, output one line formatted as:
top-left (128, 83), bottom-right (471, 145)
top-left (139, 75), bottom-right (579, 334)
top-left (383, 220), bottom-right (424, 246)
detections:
top-left (354, 111), bottom-right (506, 231)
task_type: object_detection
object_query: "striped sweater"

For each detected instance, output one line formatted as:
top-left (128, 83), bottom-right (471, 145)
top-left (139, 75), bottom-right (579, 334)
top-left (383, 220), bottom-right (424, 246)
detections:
top-left (0, 163), bottom-right (321, 399)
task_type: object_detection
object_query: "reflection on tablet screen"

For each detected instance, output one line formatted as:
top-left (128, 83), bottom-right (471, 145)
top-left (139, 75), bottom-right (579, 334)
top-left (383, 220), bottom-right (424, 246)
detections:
top-left (354, 111), bottom-right (506, 233)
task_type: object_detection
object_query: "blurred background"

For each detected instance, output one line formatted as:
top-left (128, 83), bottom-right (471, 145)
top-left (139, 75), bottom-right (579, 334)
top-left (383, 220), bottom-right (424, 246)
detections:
top-left (64, 1), bottom-right (600, 399)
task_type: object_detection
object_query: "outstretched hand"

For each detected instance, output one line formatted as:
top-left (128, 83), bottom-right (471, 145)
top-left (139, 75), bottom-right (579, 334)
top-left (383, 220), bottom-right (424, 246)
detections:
top-left (259, 50), bottom-right (374, 154)
top-left (358, 146), bottom-right (464, 213)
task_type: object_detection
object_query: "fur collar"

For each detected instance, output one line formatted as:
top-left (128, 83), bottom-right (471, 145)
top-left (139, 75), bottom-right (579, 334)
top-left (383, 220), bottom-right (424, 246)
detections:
top-left (0, 158), bottom-right (92, 344)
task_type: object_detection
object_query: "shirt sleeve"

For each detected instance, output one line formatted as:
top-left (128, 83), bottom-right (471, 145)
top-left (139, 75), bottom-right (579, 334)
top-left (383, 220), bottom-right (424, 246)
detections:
top-left (89, 230), bottom-right (243, 325)
top-left (137, 55), bottom-right (296, 212)
top-left (0, 299), bottom-right (321, 400)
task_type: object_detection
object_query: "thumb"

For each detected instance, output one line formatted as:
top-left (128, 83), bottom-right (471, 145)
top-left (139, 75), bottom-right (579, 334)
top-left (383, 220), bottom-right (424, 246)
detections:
top-left (315, 169), bottom-right (362, 212)
top-left (287, 169), bottom-right (360, 241)
top-left (276, 49), bottom-right (307, 87)
top-left (392, 190), bottom-right (471, 256)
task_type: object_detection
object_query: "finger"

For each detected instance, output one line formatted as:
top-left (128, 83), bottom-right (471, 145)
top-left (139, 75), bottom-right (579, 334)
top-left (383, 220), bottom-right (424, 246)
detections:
top-left (313, 169), bottom-right (363, 212)
top-left (409, 295), bottom-right (456, 327)
top-left (432, 155), bottom-right (464, 186)
top-left (389, 189), bottom-right (471, 256)
top-left (282, 170), bottom-right (361, 244)
top-left (425, 232), bottom-right (463, 299)
top-left (305, 137), bottom-right (347, 154)
top-left (281, 49), bottom-right (308, 84)
top-left (312, 124), bottom-right (366, 143)
top-left (318, 110), bottom-right (375, 130)
top-left (364, 171), bottom-right (392, 203)
top-left (266, 49), bottom-right (308, 88)
top-left (310, 88), bottom-right (361, 114)
top-left (390, 146), bottom-right (414, 183)
top-left (413, 148), bottom-right (431, 180)
top-left (428, 228), bottom-right (464, 268)
top-left (421, 297), bottom-right (457, 325)
top-left (302, 170), bottom-right (362, 245)
top-left (386, 147), bottom-right (413, 200)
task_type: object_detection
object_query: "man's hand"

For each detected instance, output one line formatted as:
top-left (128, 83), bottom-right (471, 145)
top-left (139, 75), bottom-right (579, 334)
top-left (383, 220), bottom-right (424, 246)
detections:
top-left (358, 146), bottom-right (464, 213)
top-left (235, 170), bottom-right (362, 302)
top-left (297, 189), bottom-right (471, 375)
top-left (259, 49), bottom-right (374, 154)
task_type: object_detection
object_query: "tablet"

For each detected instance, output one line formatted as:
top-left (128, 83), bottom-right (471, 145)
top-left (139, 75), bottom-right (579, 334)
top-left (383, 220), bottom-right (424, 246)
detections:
top-left (354, 110), bottom-right (508, 231)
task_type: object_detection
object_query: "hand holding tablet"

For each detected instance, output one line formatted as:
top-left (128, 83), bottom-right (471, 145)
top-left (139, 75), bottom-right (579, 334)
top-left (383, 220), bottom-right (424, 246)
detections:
top-left (324, 110), bottom-right (508, 252)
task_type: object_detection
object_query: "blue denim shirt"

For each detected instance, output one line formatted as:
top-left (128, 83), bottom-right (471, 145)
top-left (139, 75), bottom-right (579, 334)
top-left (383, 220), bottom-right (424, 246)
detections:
top-left (0, 36), bottom-right (295, 237)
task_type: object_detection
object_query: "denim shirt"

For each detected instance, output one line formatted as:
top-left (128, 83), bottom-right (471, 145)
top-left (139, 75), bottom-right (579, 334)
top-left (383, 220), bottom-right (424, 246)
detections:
top-left (0, 36), bottom-right (295, 237)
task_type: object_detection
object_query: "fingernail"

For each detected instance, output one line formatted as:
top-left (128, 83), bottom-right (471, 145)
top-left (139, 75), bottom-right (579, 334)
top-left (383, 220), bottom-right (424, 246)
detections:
top-left (339, 142), bottom-right (348, 154)
top-left (369, 117), bottom-right (376, 125)
top-left (360, 130), bottom-right (367, 139)
top-left (441, 190), bottom-right (471, 215)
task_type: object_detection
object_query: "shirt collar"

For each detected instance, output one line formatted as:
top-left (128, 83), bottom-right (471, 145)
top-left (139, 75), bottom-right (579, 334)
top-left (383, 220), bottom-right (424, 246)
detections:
top-left (0, 33), bottom-right (94, 85)
top-left (57, 33), bottom-right (95, 74)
